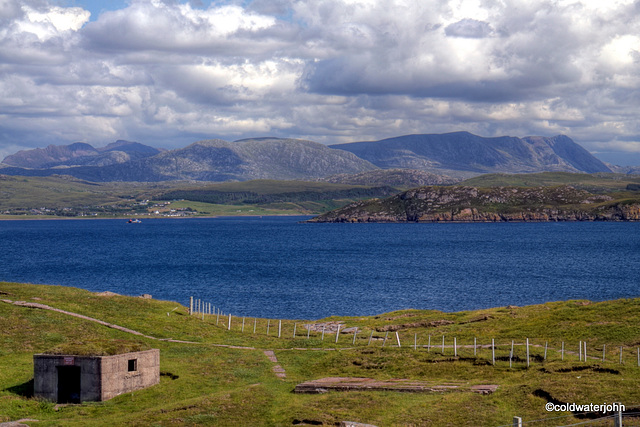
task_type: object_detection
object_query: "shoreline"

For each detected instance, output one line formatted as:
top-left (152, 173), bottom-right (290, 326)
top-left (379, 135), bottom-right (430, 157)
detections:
top-left (0, 213), bottom-right (312, 221)
top-left (308, 218), bottom-right (640, 223)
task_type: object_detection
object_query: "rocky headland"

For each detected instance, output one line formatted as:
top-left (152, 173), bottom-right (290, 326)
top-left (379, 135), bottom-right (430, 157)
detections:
top-left (308, 185), bottom-right (640, 223)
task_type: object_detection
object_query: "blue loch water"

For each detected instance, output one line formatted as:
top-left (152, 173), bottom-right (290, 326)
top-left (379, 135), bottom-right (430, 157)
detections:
top-left (0, 217), bottom-right (638, 319)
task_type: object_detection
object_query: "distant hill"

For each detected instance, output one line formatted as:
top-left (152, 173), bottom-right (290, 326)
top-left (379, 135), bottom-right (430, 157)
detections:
top-left (461, 171), bottom-right (640, 193)
top-left (321, 169), bottom-right (458, 187)
top-left (0, 138), bottom-right (376, 182)
top-left (329, 132), bottom-right (612, 174)
top-left (2, 140), bottom-right (162, 169)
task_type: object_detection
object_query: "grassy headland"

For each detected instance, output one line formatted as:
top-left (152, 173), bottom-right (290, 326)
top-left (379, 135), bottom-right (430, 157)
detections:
top-left (2, 282), bottom-right (640, 426)
top-left (461, 172), bottom-right (640, 193)
top-left (0, 176), bottom-right (397, 218)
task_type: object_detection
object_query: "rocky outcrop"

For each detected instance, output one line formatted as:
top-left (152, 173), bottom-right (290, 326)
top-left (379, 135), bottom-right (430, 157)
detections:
top-left (309, 185), bottom-right (640, 223)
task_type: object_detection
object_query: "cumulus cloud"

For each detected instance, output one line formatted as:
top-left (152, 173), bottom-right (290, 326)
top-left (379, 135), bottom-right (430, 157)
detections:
top-left (445, 19), bottom-right (493, 38)
top-left (0, 0), bottom-right (639, 165)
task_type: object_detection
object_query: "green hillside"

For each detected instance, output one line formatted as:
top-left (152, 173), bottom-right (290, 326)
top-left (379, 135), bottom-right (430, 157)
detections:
top-left (2, 282), bottom-right (640, 426)
top-left (0, 177), bottom-right (398, 217)
top-left (461, 172), bottom-right (640, 193)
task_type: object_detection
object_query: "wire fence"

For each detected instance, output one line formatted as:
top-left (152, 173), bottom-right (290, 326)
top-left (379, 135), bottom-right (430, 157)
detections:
top-left (497, 407), bottom-right (640, 426)
top-left (188, 297), bottom-right (640, 427)
top-left (188, 296), bottom-right (640, 368)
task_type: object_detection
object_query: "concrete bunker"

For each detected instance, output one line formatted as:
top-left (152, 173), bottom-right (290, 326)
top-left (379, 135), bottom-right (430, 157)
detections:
top-left (34, 349), bottom-right (159, 403)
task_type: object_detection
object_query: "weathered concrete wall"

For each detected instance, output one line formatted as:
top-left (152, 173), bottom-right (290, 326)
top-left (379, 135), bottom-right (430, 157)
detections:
top-left (33, 355), bottom-right (102, 402)
top-left (33, 349), bottom-right (159, 402)
top-left (100, 349), bottom-right (160, 400)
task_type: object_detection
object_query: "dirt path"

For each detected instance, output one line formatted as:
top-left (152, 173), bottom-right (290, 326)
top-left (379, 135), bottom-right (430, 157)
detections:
top-left (1, 299), bottom-right (255, 350)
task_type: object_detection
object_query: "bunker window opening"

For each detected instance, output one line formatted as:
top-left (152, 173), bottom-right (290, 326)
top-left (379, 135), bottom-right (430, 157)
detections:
top-left (128, 359), bottom-right (137, 372)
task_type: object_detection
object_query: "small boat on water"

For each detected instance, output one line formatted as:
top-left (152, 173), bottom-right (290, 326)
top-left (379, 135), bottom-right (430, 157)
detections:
top-left (127, 219), bottom-right (142, 223)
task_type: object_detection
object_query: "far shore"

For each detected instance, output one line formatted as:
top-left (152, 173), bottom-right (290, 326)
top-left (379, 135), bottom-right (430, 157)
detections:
top-left (0, 213), bottom-right (313, 221)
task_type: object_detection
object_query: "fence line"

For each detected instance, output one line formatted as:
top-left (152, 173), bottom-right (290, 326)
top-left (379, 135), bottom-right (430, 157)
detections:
top-left (186, 297), bottom-right (640, 369)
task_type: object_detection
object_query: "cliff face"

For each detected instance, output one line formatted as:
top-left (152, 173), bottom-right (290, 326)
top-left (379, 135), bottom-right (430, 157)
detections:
top-left (309, 185), bottom-right (640, 223)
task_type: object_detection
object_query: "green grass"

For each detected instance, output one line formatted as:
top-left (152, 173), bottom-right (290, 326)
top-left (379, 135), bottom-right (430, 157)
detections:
top-left (162, 179), bottom-right (375, 195)
top-left (461, 172), bottom-right (640, 193)
top-left (158, 200), bottom-right (308, 216)
top-left (0, 176), bottom-right (124, 210)
top-left (2, 282), bottom-right (640, 426)
top-left (0, 177), bottom-right (395, 217)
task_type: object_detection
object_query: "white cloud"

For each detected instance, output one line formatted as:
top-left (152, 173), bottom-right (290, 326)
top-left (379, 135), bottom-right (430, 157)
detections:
top-left (15, 5), bottom-right (89, 41)
top-left (83, 1), bottom-right (276, 52)
top-left (0, 0), bottom-right (640, 164)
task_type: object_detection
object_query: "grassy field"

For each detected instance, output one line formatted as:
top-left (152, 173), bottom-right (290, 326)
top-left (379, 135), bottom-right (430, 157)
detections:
top-left (0, 176), bottom-right (395, 217)
top-left (461, 172), bottom-right (640, 193)
top-left (1, 282), bottom-right (640, 426)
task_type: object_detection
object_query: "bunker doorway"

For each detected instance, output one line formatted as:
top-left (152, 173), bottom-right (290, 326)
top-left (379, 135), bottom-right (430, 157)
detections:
top-left (57, 366), bottom-right (81, 403)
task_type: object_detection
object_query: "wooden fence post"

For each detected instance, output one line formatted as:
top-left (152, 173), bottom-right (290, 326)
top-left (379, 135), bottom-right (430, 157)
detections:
top-left (510, 340), bottom-right (514, 368)
top-left (307, 325), bottom-right (310, 339)
top-left (428, 335), bottom-right (431, 352)
top-left (544, 342), bottom-right (548, 360)
top-left (383, 332), bottom-right (388, 347)
top-left (267, 319), bottom-right (270, 335)
top-left (603, 344), bottom-right (606, 362)
top-left (335, 324), bottom-right (340, 343)
top-left (442, 335), bottom-right (445, 354)
top-left (368, 330), bottom-right (373, 346)
top-left (353, 329), bottom-right (358, 345)
top-left (253, 318), bottom-right (257, 334)
top-left (321, 326), bottom-right (325, 341)
top-left (189, 296), bottom-right (193, 315)
top-left (228, 314), bottom-right (231, 330)
top-left (454, 337), bottom-right (457, 357)
top-left (584, 341), bottom-right (587, 362)
top-left (620, 346), bottom-right (623, 364)
top-left (474, 337), bottom-right (477, 356)
top-left (293, 323), bottom-right (297, 338)
top-left (492, 339), bottom-right (495, 366)
top-left (579, 341), bottom-right (582, 362)
top-left (561, 341), bottom-right (564, 361)
top-left (414, 333), bottom-right (417, 351)
top-left (614, 403), bottom-right (623, 427)
top-left (526, 338), bottom-right (530, 368)
top-left (278, 320), bottom-right (282, 338)
top-left (242, 317), bottom-right (245, 333)
top-left (396, 332), bottom-right (401, 348)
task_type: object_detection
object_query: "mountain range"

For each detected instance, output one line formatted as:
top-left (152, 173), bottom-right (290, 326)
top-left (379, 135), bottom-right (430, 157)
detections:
top-left (330, 132), bottom-right (612, 174)
top-left (0, 132), bottom-right (623, 183)
top-left (2, 140), bottom-right (163, 169)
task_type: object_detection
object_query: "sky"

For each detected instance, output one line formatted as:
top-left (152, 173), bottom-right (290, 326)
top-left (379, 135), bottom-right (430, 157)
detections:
top-left (1, 0), bottom-right (640, 165)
